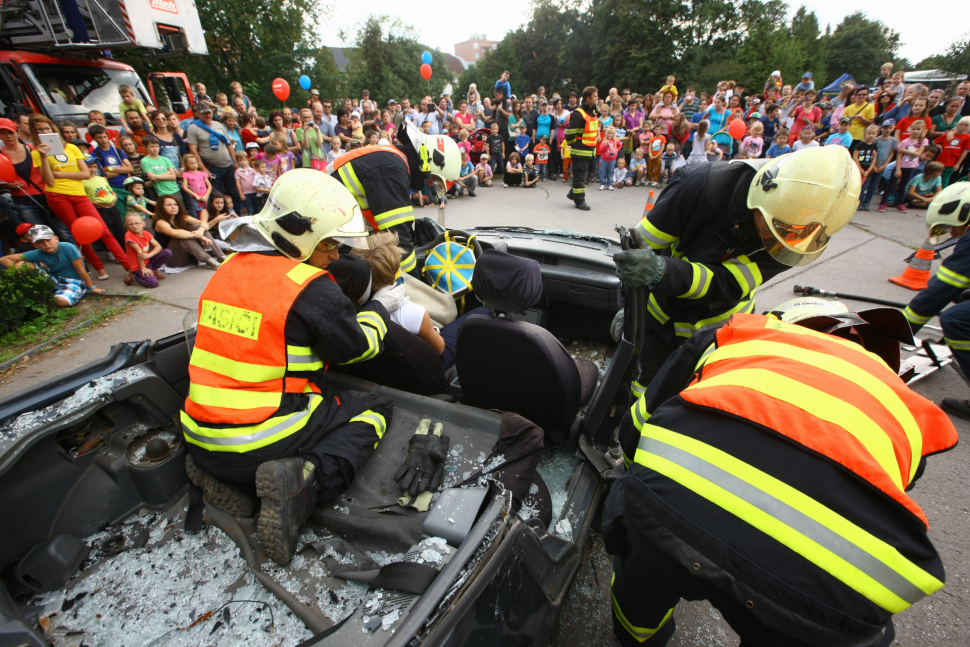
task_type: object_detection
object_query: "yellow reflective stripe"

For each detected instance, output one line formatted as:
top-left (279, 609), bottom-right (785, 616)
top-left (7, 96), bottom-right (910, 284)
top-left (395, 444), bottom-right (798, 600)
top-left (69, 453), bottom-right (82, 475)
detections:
top-left (635, 426), bottom-right (943, 612)
top-left (631, 380), bottom-right (647, 399)
top-left (702, 339), bottom-right (922, 483)
top-left (350, 410), bottom-right (387, 448)
top-left (342, 324), bottom-right (381, 365)
top-left (188, 383), bottom-right (282, 410)
top-left (570, 149), bottom-right (594, 157)
top-left (687, 367), bottom-right (906, 491)
top-left (400, 250), bottom-right (417, 273)
top-left (937, 265), bottom-right (970, 288)
top-left (633, 218), bottom-right (676, 250)
top-left (338, 165), bottom-right (368, 209)
top-left (945, 337), bottom-right (970, 350)
top-left (357, 310), bottom-right (388, 336)
top-left (285, 345), bottom-right (324, 371)
top-left (762, 318), bottom-right (898, 376)
top-left (374, 205), bottom-right (415, 229)
top-left (611, 573), bottom-right (673, 641)
top-left (181, 394), bottom-right (323, 453)
top-left (190, 347), bottom-right (286, 383)
top-left (723, 255), bottom-right (762, 297)
top-left (630, 395), bottom-right (649, 431)
top-left (647, 294), bottom-right (669, 325)
top-left (678, 263), bottom-right (713, 299)
top-left (903, 306), bottom-right (931, 326)
top-left (673, 297), bottom-right (755, 338)
top-left (694, 342), bottom-right (717, 370)
top-left (286, 262), bottom-right (323, 286)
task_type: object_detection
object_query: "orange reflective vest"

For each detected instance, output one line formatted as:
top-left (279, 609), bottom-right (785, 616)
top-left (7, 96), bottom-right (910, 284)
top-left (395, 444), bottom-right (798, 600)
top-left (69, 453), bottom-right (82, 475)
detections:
top-left (681, 313), bottom-right (958, 527)
top-left (567, 108), bottom-right (599, 156)
top-left (184, 253), bottom-right (331, 426)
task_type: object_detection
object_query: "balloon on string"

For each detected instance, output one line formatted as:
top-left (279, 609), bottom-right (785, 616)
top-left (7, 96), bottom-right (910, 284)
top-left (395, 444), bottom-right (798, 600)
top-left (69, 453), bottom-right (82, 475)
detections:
top-left (0, 154), bottom-right (15, 183)
top-left (71, 217), bottom-right (103, 245)
top-left (272, 78), bottom-right (290, 102)
top-left (421, 51), bottom-right (432, 65)
top-left (298, 75), bottom-right (311, 90)
top-left (420, 64), bottom-right (432, 81)
top-left (728, 118), bottom-right (746, 140)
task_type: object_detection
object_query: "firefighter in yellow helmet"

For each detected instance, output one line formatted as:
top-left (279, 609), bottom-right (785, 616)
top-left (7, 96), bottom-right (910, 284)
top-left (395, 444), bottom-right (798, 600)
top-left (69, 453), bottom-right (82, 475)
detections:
top-left (612, 145), bottom-right (862, 400)
top-left (181, 170), bottom-right (393, 566)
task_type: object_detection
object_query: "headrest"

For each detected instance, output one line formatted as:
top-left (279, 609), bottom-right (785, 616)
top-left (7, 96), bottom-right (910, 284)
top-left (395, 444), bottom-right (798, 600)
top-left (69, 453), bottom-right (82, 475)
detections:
top-left (471, 250), bottom-right (542, 314)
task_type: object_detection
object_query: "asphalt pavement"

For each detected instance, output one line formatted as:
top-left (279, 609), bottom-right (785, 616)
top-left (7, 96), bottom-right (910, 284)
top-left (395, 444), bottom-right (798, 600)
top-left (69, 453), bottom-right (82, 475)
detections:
top-left (4, 177), bottom-right (968, 646)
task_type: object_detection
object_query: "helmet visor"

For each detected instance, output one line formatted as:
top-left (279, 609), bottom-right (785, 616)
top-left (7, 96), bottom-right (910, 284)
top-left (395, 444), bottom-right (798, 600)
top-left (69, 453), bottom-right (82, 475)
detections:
top-left (756, 213), bottom-right (830, 267)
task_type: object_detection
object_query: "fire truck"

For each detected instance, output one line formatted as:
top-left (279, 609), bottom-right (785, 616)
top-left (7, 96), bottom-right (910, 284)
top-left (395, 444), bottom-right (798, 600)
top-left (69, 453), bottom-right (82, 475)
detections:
top-left (0, 0), bottom-right (208, 129)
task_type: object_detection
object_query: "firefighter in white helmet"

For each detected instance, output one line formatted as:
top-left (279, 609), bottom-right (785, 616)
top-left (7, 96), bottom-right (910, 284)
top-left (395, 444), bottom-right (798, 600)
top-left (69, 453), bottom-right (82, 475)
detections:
top-left (612, 145), bottom-right (862, 399)
top-left (181, 170), bottom-right (393, 566)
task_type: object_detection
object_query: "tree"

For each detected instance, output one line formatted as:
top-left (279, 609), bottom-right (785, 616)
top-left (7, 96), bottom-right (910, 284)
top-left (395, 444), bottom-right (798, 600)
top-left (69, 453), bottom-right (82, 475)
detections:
top-left (677, 0), bottom-right (744, 86)
top-left (932, 35), bottom-right (970, 75)
top-left (790, 6), bottom-right (826, 82)
top-left (822, 12), bottom-right (900, 84)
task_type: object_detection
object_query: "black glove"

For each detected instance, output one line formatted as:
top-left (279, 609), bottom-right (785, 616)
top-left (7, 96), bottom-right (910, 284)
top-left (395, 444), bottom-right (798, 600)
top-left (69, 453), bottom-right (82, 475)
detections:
top-left (394, 420), bottom-right (450, 494)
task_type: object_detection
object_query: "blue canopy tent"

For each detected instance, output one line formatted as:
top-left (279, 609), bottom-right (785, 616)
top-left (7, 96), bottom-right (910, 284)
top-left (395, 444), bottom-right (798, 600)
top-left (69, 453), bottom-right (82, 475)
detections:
top-left (819, 73), bottom-right (856, 98)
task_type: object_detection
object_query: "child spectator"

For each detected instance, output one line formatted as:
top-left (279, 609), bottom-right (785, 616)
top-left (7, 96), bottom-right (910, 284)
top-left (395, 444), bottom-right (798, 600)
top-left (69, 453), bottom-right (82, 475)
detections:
top-left (825, 117), bottom-right (854, 148)
top-left (124, 177), bottom-right (155, 223)
top-left (181, 154), bottom-right (211, 217)
top-left (759, 104), bottom-right (781, 141)
top-left (140, 135), bottom-right (183, 209)
top-left (245, 141), bottom-right (261, 162)
top-left (658, 75), bottom-right (678, 99)
top-left (598, 127), bottom-right (623, 190)
top-left (905, 161), bottom-right (944, 208)
top-left (873, 119), bottom-right (899, 188)
top-left (487, 123), bottom-right (505, 175)
top-left (251, 159), bottom-right (273, 212)
top-left (613, 157), bottom-right (630, 188)
top-left (85, 110), bottom-right (121, 148)
top-left (223, 194), bottom-right (238, 218)
top-left (740, 122), bottom-right (764, 159)
top-left (706, 139), bottom-right (724, 161)
top-left (792, 127), bottom-right (819, 151)
top-left (327, 137), bottom-right (342, 164)
top-left (523, 154), bottom-right (539, 188)
top-left (0, 225), bottom-right (103, 306)
top-left (456, 129), bottom-right (472, 159)
top-left (629, 147), bottom-right (648, 183)
top-left (11, 223), bottom-right (35, 254)
top-left (879, 121), bottom-right (928, 213)
top-left (646, 123), bottom-right (667, 186)
top-left (123, 212), bottom-right (171, 287)
top-left (816, 102), bottom-right (834, 141)
top-left (559, 136), bottom-right (571, 182)
top-left (765, 130), bottom-right (792, 158)
top-left (475, 153), bottom-right (494, 187)
top-left (87, 124), bottom-right (134, 205)
top-left (454, 151), bottom-right (478, 197)
top-left (234, 151), bottom-right (258, 215)
top-left (504, 152), bottom-right (523, 187)
top-left (895, 98), bottom-right (932, 141)
top-left (661, 143), bottom-right (677, 185)
top-left (687, 121), bottom-right (711, 165)
top-left (534, 135), bottom-right (550, 181)
top-left (120, 136), bottom-right (146, 184)
top-left (933, 116), bottom-right (970, 187)
top-left (854, 125), bottom-right (879, 210)
top-left (118, 85), bottom-right (150, 134)
top-left (515, 124), bottom-right (530, 157)
top-left (255, 117), bottom-right (270, 140)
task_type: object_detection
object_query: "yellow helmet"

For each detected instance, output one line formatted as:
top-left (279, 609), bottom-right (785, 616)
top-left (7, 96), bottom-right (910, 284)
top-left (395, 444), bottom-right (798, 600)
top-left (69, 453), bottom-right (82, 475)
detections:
top-left (746, 146), bottom-right (861, 267)
top-left (253, 169), bottom-right (367, 262)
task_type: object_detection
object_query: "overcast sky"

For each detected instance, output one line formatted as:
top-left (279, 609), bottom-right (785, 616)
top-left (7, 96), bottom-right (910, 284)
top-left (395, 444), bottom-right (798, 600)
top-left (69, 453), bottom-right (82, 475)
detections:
top-left (322, 1), bottom-right (966, 68)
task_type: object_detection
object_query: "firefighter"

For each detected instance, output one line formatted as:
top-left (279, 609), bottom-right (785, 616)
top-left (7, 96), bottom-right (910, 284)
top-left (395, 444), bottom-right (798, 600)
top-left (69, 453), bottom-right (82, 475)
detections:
top-left (902, 181), bottom-right (970, 419)
top-left (327, 121), bottom-right (460, 275)
top-left (182, 170), bottom-right (393, 566)
top-left (565, 86), bottom-right (600, 211)
top-left (604, 305), bottom-right (958, 647)
top-left (613, 146), bottom-right (861, 400)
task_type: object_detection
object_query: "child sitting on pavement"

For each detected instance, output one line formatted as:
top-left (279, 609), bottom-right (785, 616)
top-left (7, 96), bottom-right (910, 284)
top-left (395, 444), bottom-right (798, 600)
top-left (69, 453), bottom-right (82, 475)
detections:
top-left (454, 151), bottom-right (478, 197)
top-left (905, 161), bottom-right (944, 209)
top-left (629, 148), bottom-right (647, 185)
top-left (613, 157), bottom-right (630, 189)
top-left (661, 143), bottom-right (677, 185)
top-left (124, 177), bottom-right (155, 226)
top-left (475, 153), bottom-right (494, 187)
top-left (523, 154), bottom-right (539, 188)
top-left (0, 225), bottom-right (103, 306)
top-left (123, 212), bottom-right (172, 288)
top-left (504, 152), bottom-right (524, 187)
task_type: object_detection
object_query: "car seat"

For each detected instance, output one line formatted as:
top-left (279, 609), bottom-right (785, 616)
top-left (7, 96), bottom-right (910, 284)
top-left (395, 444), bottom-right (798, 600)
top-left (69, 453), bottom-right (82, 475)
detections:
top-left (454, 250), bottom-right (598, 437)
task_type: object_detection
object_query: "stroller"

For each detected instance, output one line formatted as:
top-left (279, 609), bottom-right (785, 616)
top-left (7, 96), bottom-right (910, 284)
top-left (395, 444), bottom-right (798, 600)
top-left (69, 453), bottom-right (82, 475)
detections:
top-left (469, 128), bottom-right (491, 166)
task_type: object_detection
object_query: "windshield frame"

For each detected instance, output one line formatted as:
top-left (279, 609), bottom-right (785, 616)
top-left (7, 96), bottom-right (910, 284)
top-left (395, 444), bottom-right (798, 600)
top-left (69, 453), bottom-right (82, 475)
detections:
top-left (21, 63), bottom-right (149, 122)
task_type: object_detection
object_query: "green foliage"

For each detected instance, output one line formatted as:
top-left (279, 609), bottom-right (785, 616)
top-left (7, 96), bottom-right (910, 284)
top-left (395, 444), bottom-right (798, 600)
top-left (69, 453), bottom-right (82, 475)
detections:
top-left (823, 12), bottom-right (900, 84)
top-left (931, 36), bottom-right (970, 76)
top-left (0, 265), bottom-right (56, 334)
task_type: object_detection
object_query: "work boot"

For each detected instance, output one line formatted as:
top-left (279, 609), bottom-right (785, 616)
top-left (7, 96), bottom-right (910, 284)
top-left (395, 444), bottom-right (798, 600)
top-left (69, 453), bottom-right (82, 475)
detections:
top-left (255, 457), bottom-right (319, 566)
top-left (185, 455), bottom-right (257, 518)
top-left (575, 199), bottom-right (591, 211)
top-left (940, 398), bottom-right (970, 421)
top-left (566, 188), bottom-right (577, 202)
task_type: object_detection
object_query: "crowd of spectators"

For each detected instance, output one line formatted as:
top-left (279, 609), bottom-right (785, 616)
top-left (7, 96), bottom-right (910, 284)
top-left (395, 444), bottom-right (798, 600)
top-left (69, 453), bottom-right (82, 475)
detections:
top-left (2, 64), bottom-right (970, 307)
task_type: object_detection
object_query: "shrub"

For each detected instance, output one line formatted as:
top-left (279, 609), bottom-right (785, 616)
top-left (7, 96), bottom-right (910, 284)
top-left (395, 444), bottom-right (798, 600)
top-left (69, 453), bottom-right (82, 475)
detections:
top-left (0, 265), bottom-right (56, 333)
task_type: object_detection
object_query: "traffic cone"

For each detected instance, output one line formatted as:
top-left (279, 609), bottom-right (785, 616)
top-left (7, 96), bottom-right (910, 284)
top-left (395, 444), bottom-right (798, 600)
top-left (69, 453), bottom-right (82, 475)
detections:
top-left (642, 191), bottom-right (655, 218)
top-left (889, 237), bottom-right (934, 290)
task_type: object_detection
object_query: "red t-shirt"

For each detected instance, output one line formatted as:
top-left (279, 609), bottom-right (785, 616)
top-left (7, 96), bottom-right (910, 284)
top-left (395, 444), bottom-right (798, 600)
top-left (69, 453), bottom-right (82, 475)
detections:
top-left (895, 116), bottom-right (932, 140)
top-left (598, 139), bottom-right (622, 161)
top-left (790, 105), bottom-right (821, 138)
top-left (241, 128), bottom-right (261, 150)
top-left (934, 132), bottom-right (970, 167)
top-left (124, 230), bottom-right (154, 272)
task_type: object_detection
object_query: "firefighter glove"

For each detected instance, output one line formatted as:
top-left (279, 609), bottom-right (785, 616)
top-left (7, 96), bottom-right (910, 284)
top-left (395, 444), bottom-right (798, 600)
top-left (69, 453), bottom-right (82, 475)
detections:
top-left (613, 248), bottom-right (666, 288)
top-left (394, 419), bottom-right (450, 494)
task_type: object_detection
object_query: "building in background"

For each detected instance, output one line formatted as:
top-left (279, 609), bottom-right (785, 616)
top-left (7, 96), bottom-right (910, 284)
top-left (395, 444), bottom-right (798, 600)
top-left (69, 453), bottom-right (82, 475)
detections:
top-left (455, 34), bottom-right (500, 62)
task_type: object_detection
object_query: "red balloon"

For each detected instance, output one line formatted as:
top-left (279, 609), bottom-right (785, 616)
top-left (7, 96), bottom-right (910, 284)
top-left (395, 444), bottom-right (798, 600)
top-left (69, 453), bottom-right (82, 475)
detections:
top-left (420, 64), bottom-right (432, 81)
top-left (272, 78), bottom-right (290, 102)
top-left (71, 217), bottom-right (103, 245)
top-left (0, 154), bottom-right (15, 183)
top-left (728, 118), bottom-right (747, 140)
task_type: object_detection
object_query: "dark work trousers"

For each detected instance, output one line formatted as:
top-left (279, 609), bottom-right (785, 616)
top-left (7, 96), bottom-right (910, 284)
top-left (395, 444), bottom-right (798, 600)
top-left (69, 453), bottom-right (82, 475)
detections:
top-left (187, 390), bottom-right (393, 502)
top-left (570, 156), bottom-right (594, 202)
top-left (610, 524), bottom-right (896, 647)
top-left (633, 327), bottom-right (685, 398)
top-left (210, 164), bottom-right (242, 209)
top-left (940, 300), bottom-right (970, 378)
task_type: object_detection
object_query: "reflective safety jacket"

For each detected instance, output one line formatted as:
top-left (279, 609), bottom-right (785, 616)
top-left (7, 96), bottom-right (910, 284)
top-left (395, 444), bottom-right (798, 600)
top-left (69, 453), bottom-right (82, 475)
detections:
top-left (607, 313), bottom-right (956, 640)
top-left (632, 161), bottom-right (789, 342)
top-left (904, 232), bottom-right (970, 339)
top-left (182, 252), bottom-right (388, 452)
top-left (565, 107), bottom-right (599, 157)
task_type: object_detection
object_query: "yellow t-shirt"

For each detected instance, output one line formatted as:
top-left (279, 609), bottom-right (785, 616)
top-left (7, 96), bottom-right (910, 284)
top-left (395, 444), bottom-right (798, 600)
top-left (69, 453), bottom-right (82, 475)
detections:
top-left (32, 143), bottom-right (87, 196)
top-left (843, 102), bottom-right (875, 141)
top-left (659, 84), bottom-right (679, 98)
top-left (560, 138), bottom-right (571, 159)
top-left (119, 98), bottom-right (147, 119)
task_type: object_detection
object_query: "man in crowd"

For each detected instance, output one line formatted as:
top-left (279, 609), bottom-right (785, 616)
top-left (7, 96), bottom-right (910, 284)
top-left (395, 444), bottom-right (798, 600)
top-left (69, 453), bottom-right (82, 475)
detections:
top-left (123, 109), bottom-right (152, 154)
top-left (522, 96), bottom-right (539, 141)
top-left (186, 102), bottom-right (240, 207)
top-left (311, 102), bottom-right (335, 155)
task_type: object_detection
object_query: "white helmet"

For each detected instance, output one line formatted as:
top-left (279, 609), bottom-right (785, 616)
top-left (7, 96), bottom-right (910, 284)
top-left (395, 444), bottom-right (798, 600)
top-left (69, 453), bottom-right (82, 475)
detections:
top-left (926, 182), bottom-right (970, 237)
top-left (253, 169), bottom-right (367, 262)
top-left (771, 297), bottom-right (848, 323)
top-left (400, 120), bottom-right (461, 184)
top-left (746, 146), bottom-right (861, 267)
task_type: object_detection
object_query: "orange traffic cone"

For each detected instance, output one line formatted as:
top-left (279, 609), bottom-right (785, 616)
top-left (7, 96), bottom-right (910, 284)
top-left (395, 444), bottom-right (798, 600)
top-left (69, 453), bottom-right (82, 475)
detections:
top-left (642, 190), bottom-right (656, 218)
top-left (889, 237), bottom-right (934, 290)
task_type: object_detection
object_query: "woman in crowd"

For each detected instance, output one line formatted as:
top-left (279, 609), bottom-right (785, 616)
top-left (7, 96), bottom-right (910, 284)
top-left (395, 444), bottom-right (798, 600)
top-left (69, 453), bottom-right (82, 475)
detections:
top-left (706, 95), bottom-right (733, 158)
top-left (931, 97), bottom-right (964, 140)
top-left (454, 101), bottom-right (475, 135)
top-left (198, 191), bottom-right (232, 250)
top-left (380, 109), bottom-right (396, 141)
top-left (550, 97), bottom-right (569, 180)
top-left (669, 113), bottom-right (691, 153)
top-left (270, 111), bottom-right (300, 157)
top-left (640, 93), bottom-right (655, 120)
top-left (152, 194), bottom-right (224, 270)
top-left (296, 108), bottom-right (326, 170)
top-left (335, 108), bottom-right (358, 149)
top-left (239, 112), bottom-right (268, 151)
top-left (57, 121), bottom-right (84, 148)
top-left (29, 114), bottom-right (128, 279)
top-left (507, 101), bottom-right (525, 156)
top-left (651, 91), bottom-right (679, 134)
top-left (536, 100), bottom-right (553, 146)
top-left (150, 110), bottom-right (183, 167)
top-left (221, 111), bottom-right (244, 154)
top-left (610, 96), bottom-right (625, 125)
top-left (623, 96), bottom-right (645, 164)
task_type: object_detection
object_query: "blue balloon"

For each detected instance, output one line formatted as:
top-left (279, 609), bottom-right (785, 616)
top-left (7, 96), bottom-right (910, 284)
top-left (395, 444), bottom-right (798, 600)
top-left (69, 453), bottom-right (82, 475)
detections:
top-left (299, 75), bottom-right (311, 90)
top-left (421, 51), bottom-right (432, 65)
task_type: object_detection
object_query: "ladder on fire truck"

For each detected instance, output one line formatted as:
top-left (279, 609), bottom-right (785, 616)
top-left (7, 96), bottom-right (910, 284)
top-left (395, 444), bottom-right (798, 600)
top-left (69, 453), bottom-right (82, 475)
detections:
top-left (0, 0), bottom-right (133, 50)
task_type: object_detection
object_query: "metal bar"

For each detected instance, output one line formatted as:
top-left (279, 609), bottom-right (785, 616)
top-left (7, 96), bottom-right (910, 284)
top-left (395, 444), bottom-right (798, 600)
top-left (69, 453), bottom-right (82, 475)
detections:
top-left (793, 285), bottom-right (908, 309)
